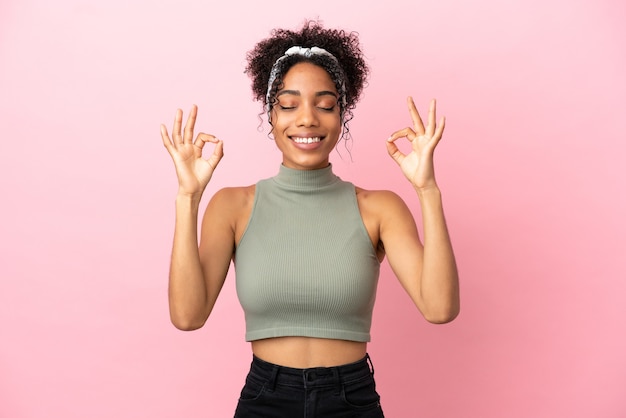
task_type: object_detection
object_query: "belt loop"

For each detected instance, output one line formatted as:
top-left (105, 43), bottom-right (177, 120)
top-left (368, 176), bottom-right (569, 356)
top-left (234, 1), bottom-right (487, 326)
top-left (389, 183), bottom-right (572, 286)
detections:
top-left (267, 364), bottom-right (279, 392)
top-left (332, 367), bottom-right (341, 395)
top-left (366, 353), bottom-right (375, 376)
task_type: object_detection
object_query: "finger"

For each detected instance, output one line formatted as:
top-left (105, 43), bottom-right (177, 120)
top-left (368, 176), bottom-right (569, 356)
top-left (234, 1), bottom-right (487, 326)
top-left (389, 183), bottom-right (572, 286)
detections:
top-left (193, 132), bottom-right (219, 149)
top-left (426, 99), bottom-right (436, 138)
top-left (385, 139), bottom-right (406, 167)
top-left (193, 134), bottom-right (224, 170)
top-left (172, 109), bottom-right (183, 144)
top-left (433, 116), bottom-right (445, 143)
top-left (407, 97), bottom-right (425, 134)
top-left (160, 124), bottom-right (175, 154)
top-left (183, 104), bottom-right (198, 144)
top-left (387, 127), bottom-right (416, 143)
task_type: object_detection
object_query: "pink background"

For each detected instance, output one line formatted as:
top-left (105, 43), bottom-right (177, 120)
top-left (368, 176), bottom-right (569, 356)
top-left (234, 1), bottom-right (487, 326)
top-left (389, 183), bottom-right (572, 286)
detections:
top-left (1, 0), bottom-right (625, 417)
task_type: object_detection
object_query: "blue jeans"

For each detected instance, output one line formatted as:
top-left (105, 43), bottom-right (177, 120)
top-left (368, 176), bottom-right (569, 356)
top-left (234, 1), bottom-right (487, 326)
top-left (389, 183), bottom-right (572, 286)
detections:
top-left (234, 354), bottom-right (385, 417)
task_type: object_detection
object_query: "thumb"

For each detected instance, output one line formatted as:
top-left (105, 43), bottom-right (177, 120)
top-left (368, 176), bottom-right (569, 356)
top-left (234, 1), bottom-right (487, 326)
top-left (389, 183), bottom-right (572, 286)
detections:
top-left (386, 139), bottom-right (405, 167)
top-left (207, 140), bottom-right (225, 169)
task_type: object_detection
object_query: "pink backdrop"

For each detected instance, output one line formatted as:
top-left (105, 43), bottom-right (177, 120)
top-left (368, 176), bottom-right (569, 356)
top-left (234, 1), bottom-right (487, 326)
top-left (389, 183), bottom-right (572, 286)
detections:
top-left (1, 0), bottom-right (625, 417)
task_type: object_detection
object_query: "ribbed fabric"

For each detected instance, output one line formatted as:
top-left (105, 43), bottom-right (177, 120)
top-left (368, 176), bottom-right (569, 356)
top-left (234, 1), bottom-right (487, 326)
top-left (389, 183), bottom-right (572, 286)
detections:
top-left (235, 164), bottom-right (381, 342)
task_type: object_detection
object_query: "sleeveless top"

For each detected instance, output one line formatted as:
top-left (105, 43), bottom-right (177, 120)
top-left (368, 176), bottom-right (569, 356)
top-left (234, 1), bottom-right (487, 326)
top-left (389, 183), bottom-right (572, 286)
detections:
top-left (234, 164), bottom-right (381, 342)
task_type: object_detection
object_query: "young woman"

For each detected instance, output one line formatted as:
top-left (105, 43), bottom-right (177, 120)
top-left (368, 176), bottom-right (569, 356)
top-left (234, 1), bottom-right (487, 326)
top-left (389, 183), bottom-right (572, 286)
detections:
top-left (160, 21), bottom-right (459, 417)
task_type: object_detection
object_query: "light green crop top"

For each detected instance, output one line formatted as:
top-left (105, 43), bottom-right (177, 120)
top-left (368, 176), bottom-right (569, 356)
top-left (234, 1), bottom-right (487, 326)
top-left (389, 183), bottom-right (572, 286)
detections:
top-left (235, 164), bottom-right (381, 342)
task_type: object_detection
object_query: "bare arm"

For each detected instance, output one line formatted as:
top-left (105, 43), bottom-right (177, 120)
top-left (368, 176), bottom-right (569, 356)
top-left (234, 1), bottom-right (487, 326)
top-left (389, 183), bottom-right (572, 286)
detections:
top-left (383, 98), bottom-right (460, 323)
top-left (161, 105), bottom-right (231, 330)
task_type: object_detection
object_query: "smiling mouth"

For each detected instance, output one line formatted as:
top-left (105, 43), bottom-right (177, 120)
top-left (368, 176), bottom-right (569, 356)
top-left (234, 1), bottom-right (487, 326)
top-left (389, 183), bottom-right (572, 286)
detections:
top-left (292, 136), bottom-right (322, 144)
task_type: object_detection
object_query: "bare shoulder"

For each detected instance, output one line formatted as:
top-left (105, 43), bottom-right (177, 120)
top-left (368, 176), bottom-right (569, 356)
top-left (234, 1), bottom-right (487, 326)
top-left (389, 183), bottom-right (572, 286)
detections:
top-left (355, 187), bottom-right (410, 215)
top-left (209, 185), bottom-right (255, 210)
top-left (354, 187), bottom-right (417, 259)
top-left (204, 185), bottom-right (256, 242)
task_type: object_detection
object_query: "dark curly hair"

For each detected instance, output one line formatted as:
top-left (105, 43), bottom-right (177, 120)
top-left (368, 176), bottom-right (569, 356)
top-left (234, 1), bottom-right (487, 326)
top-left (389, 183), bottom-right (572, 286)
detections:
top-left (245, 20), bottom-right (369, 142)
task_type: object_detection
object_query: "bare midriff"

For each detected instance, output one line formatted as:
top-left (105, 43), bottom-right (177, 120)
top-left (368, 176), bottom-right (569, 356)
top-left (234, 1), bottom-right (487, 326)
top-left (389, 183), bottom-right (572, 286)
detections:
top-left (251, 336), bottom-right (367, 368)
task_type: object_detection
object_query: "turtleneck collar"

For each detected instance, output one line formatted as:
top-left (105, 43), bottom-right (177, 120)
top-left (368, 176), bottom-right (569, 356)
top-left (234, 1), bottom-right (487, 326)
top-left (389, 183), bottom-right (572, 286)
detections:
top-left (273, 164), bottom-right (339, 190)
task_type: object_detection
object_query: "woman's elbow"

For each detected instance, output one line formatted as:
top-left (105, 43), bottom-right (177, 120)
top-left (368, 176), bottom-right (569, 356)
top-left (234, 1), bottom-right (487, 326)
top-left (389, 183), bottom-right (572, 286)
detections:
top-left (423, 304), bottom-right (460, 324)
top-left (169, 312), bottom-right (207, 331)
top-left (171, 320), bottom-right (204, 331)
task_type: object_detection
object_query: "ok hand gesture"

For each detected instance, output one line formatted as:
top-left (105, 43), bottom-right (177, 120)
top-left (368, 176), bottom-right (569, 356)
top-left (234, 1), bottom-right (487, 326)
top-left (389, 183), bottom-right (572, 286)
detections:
top-left (386, 97), bottom-right (445, 191)
top-left (160, 105), bottom-right (224, 198)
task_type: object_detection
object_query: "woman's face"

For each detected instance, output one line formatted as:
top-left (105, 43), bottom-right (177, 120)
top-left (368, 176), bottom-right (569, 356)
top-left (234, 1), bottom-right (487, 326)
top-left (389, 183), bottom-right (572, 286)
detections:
top-left (270, 62), bottom-right (342, 170)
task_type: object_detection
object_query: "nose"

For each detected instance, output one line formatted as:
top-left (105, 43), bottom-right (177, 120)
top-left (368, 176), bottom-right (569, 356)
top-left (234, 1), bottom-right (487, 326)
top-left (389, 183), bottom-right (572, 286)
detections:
top-left (296, 103), bottom-right (319, 127)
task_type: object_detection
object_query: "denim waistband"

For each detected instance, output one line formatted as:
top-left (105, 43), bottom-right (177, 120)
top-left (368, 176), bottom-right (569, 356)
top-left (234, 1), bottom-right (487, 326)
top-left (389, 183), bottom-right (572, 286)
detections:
top-left (249, 354), bottom-right (375, 390)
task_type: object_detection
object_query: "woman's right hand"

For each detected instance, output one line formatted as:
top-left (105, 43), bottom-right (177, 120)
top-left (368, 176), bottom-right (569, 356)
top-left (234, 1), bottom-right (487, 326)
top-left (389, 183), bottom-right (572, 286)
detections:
top-left (160, 105), bottom-right (224, 198)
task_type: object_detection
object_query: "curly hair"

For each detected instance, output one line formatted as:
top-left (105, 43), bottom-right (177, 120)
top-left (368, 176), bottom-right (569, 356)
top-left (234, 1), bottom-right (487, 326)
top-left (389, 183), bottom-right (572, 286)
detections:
top-left (245, 20), bottom-right (369, 142)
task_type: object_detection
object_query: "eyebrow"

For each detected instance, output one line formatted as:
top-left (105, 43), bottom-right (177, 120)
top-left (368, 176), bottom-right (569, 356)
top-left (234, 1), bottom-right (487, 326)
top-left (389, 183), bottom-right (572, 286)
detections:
top-left (276, 90), bottom-right (338, 98)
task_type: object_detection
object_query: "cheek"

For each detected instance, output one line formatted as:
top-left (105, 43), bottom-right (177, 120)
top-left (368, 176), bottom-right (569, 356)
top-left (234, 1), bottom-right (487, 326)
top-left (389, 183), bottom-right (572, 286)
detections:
top-left (270, 111), bottom-right (291, 131)
top-left (328, 115), bottom-right (342, 133)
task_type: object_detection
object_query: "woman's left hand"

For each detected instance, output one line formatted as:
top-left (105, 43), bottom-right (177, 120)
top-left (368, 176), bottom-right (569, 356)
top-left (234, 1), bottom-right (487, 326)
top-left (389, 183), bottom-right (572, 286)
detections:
top-left (386, 97), bottom-right (445, 191)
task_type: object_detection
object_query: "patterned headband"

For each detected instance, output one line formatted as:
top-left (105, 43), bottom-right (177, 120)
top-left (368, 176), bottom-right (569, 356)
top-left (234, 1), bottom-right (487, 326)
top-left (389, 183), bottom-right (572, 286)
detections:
top-left (265, 46), bottom-right (347, 114)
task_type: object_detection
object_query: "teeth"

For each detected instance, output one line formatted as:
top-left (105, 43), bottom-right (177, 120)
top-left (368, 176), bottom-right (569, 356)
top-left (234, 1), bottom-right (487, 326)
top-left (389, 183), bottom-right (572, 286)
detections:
top-left (293, 137), bottom-right (321, 144)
